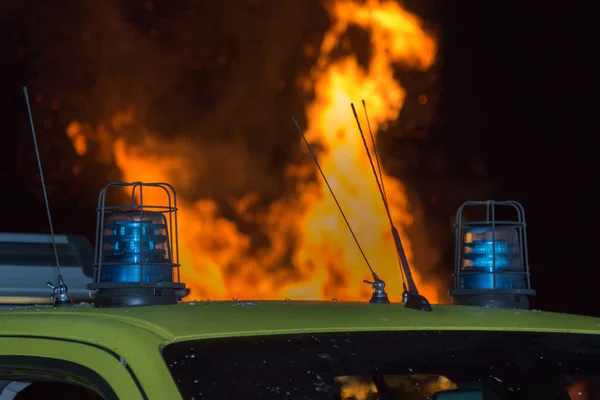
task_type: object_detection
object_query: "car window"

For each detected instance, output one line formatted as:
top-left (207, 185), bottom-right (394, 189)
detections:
top-left (162, 331), bottom-right (600, 399)
top-left (0, 338), bottom-right (145, 400)
top-left (0, 355), bottom-right (116, 400)
top-left (0, 379), bottom-right (104, 400)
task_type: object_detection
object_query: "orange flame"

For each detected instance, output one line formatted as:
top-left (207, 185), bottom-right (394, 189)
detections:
top-left (66, 0), bottom-right (442, 303)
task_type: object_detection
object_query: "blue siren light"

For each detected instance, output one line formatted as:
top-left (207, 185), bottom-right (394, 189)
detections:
top-left (100, 211), bottom-right (172, 283)
top-left (88, 182), bottom-right (189, 308)
top-left (449, 200), bottom-right (535, 309)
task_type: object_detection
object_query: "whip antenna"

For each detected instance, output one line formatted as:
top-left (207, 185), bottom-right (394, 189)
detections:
top-left (362, 100), bottom-right (388, 204)
top-left (360, 100), bottom-right (408, 296)
top-left (23, 86), bottom-right (71, 306)
top-left (350, 102), bottom-right (431, 311)
top-left (292, 116), bottom-right (389, 304)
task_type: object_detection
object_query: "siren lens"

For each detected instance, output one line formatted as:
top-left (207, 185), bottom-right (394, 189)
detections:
top-left (459, 227), bottom-right (526, 290)
top-left (99, 211), bottom-right (173, 283)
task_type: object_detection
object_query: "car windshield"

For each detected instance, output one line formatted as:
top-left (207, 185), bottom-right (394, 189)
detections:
top-left (162, 331), bottom-right (600, 399)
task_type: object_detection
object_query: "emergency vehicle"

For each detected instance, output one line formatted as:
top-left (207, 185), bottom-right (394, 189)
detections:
top-left (0, 182), bottom-right (598, 399)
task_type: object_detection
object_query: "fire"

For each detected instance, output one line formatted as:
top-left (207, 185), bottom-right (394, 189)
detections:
top-left (66, 0), bottom-right (442, 302)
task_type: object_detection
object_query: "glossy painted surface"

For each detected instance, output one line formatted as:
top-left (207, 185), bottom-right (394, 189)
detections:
top-left (0, 337), bottom-right (144, 399)
top-left (4, 301), bottom-right (600, 341)
top-left (2, 301), bottom-right (600, 399)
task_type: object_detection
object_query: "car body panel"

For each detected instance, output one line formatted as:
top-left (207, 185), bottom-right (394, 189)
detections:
top-left (3, 301), bottom-right (600, 342)
top-left (0, 308), bottom-right (178, 399)
top-left (2, 301), bottom-right (600, 399)
top-left (0, 337), bottom-right (145, 399)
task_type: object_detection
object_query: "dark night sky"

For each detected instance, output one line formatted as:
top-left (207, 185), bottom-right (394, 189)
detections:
top-left (1, 1), bottom-right (596, 315)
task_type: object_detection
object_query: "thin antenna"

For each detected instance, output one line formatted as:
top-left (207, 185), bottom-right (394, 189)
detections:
top-left (351, 102), bottom-right (431, 311)
top-left (292, 116), bottom-right (389, 304)
top-left (360, 100), bottom-right (408, 297)
top-left (362, 100), bottom-right (388, 204)
top-left (23, 86), bottom-right (71, 307)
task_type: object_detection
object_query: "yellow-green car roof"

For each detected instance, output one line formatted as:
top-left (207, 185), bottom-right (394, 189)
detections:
top-left (3, 301), bottom-right (600, 399)
top-left (3, 301), bottom-right (600, 344)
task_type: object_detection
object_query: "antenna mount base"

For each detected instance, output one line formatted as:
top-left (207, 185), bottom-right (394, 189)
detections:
top-left (47, 277), bottom-right (72, 307)
top-left (369, 291), bottom-right (390, 304)
top-left (404, 293), bottom-right (432, 311)
top-left (364, 274), bottom-right (390, 305)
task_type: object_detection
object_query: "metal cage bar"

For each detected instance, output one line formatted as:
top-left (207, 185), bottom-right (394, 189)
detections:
top-left (92, 182), bottom-right (181, 285)
top-left (453, 200), bottom-right (533, 294)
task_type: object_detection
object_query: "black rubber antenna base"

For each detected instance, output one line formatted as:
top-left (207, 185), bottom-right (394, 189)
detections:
top-left (405, 293), bottom-right (432, 311)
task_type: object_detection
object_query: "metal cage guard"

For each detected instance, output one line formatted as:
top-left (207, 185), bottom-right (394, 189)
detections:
top-left (88, 182), bottom-right (189, 308)
top-left (450, 200), bottom-right (535, 309)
